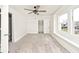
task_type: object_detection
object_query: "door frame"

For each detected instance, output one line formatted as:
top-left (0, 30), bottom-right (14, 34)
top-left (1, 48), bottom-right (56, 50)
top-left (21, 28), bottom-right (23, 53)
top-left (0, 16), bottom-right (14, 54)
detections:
top-left (38, 20), bottom-right (44, 33)
top-left (0, 8), bottom-right (1, 47)
top-left (8, 13), bottom-right (14, 42)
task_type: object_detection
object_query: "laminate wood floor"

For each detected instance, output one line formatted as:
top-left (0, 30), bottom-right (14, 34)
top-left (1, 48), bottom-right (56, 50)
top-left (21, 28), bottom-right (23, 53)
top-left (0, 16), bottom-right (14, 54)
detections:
top-left (9, 34), bottom-right (69, 53)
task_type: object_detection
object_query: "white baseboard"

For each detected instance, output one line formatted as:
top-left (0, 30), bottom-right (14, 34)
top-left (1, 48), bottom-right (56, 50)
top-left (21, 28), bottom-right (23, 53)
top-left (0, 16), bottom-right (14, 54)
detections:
top-left (13, 33), bottom-right (28, 43)
top-left (50, 33), bottom-right (79, 53)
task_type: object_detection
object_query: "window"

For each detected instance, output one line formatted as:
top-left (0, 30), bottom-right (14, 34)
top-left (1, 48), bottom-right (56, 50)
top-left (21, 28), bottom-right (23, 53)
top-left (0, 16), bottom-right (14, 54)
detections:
top-left (73, 8), bottom-right (79, 34)
top-left (58, 13), bottom-right (68, 32)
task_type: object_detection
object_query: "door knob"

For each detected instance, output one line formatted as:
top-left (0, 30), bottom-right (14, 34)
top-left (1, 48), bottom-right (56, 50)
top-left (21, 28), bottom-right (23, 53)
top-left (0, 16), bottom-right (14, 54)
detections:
top-left (4, 34), bottom-right (9, 36)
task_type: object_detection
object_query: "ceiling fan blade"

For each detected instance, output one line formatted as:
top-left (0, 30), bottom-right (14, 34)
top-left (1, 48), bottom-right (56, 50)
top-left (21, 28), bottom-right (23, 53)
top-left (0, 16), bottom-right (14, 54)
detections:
top-left (38, 10), bottom-right (46, 12)
top-left (24, 8), bottom-right (33, 11)
top-left (28, 12), bottom-right (33, 14)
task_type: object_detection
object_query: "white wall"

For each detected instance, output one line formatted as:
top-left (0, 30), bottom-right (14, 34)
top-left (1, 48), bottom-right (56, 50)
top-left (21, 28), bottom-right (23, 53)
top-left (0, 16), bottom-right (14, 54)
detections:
top-left (26, 15), bottom-right (50, 33)
top-left (1, 5), bottom-right (8, 53)
top-left (50, 6), bottom-right (79, 52)
top-left (9, 7), bottom-right (50, 42)
top-left (9, 7), bottom-right (28, 42)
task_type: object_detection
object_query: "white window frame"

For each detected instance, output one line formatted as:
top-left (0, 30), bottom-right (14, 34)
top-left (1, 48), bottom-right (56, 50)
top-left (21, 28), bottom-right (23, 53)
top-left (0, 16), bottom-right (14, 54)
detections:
top-left (58, 13), bottom-right (69, 32)
top-left (72, 7), bottom-right (79, 35)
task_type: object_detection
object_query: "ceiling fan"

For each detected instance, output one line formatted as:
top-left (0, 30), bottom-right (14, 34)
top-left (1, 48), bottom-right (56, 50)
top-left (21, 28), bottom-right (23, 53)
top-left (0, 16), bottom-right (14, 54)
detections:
top-left (24, 5), bottom-right (46, 15)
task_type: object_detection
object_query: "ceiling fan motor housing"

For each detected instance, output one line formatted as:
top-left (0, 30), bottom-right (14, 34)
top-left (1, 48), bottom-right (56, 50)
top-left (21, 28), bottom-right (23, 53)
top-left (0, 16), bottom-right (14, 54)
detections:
top-left (33, 10), bottom-right (38, 14)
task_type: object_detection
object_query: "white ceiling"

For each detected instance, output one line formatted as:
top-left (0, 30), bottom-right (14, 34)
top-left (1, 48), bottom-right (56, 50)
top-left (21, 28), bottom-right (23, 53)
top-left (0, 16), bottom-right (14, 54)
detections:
top-left (9, 5), bottom-right (62, 15)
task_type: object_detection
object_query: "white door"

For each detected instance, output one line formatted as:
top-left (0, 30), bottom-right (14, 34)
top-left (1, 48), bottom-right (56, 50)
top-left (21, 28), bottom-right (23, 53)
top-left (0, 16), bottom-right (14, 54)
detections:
top-left (1, 6), bottom-right (8, 53)
top-left (38, 20), bottom-right (44, 33)
top-left (0, 8), bottom-right (1, 50)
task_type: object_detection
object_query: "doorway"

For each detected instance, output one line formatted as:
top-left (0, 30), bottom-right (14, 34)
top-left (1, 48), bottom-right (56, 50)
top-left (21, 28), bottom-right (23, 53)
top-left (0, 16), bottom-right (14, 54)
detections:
top-left (0, 9), bottom-right (1, 48)
top-left (9, 13), bottom-right (12, 42)
top-left (38, 20), bottom-right (44, 33)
